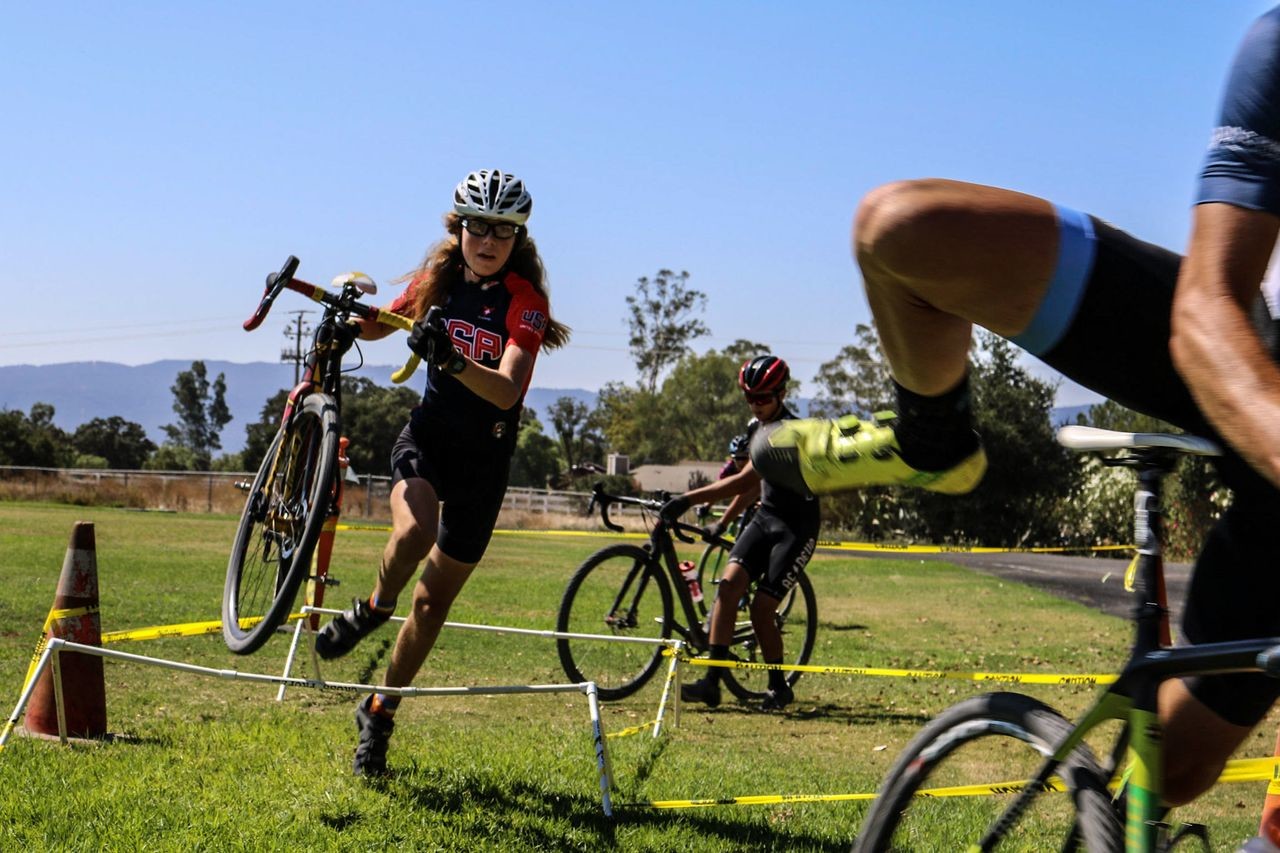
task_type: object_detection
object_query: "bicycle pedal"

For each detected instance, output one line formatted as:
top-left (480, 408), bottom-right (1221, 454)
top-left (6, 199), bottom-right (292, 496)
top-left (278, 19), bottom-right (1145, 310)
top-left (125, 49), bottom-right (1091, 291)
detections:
top-left (308, 574), bottom-right (341, 586)
top-left (1147, 820), bottom-right (1210, 852)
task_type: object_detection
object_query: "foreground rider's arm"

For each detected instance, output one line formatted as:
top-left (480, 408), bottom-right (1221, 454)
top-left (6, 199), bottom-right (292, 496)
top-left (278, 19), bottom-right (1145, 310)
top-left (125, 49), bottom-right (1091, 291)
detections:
top-left (1170, 202), bottom-right (1280, 486)
top-left (661, 462), bottom-right (762, 522)
top-left (450, 343), bottom-right (535, 411)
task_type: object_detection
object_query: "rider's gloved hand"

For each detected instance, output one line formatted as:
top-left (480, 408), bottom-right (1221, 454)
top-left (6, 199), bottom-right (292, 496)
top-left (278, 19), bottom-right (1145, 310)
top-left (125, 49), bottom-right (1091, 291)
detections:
top-left (334, 320), bottom-right (362, 356)
top-left (408, 312), bottom-right (456, 366)
top-left (659, 495), bottom-right (691, 524)
top-left (703, 520), bottom-right (726, 541)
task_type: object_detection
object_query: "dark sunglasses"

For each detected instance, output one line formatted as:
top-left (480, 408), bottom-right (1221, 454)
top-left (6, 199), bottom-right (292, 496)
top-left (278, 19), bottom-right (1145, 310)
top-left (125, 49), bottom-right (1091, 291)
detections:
top-left (461, 218), bottom-right (520, 240)
top-left (744, 391), bottom-right (778, 405)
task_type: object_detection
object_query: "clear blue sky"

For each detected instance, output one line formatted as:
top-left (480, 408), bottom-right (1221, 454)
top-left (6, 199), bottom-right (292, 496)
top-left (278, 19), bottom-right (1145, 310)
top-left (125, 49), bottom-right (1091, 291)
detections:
top-left (3, 2), bottom-right (1272, 406)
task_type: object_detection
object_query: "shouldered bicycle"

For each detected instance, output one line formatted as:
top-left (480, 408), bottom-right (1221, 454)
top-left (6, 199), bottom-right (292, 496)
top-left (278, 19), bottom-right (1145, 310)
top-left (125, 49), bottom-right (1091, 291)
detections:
top-left (555, 483), bottom-right (817, 703)
top-left (853, 425), bottom-right (1280, 852)
top-left (221, 255), bottom-right (420, 655)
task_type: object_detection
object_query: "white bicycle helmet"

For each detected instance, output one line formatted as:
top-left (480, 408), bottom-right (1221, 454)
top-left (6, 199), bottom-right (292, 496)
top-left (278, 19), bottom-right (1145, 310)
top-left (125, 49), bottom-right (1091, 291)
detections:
top-left (453, 169), bottom-right (533, 225)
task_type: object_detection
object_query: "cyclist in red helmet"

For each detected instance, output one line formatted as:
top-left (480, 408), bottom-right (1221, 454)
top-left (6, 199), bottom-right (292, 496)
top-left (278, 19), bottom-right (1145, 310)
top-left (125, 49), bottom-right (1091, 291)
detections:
top-left (659, 355), bottom-right (820, 711)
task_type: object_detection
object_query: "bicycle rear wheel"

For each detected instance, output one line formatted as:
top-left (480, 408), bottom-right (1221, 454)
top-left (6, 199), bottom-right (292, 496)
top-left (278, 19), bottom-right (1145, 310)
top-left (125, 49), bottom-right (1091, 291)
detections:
top-left (721, 572), bottom-right (818, 703)
top-left (223, 393), bottom-right (339, 655)
top-left (695, 539), bottom-right (732, 620)
top-left (556, 544), bottom-right (674, 701)
top-left (853, 692), bottom-right (1120, 852)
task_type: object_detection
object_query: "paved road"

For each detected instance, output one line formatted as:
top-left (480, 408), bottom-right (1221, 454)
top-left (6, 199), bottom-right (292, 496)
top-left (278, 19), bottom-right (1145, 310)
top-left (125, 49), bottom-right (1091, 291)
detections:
top-left (824, 547), bottom-right (1191, 625)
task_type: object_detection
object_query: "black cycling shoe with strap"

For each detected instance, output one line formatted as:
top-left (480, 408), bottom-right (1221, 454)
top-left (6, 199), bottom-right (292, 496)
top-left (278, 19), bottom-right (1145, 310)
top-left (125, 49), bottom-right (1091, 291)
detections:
top-left (353, 695), bottom-right (394, 776)
top-left (680, 677), bottom-right (722, 708)
top-left (315, 597), bottom-right (393, 660)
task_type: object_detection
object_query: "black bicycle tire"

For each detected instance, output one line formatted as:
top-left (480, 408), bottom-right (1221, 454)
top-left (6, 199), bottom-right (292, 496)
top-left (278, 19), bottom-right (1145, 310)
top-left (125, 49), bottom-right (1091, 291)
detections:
top-left (852, 692), bottom-right (1121, 853)
top-left (695, 539), bottom-right (732, 620)
top-left (556, 543), bottom-right (674, 701)
top-left (222, 393), bottom-right (340, 654)
top-left (721, 571), bottom-right (818, 703)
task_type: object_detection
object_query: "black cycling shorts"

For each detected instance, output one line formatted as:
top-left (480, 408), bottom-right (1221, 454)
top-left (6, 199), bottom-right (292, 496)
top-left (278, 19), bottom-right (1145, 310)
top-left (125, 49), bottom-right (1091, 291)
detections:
top-left (728, 505), bottom-right (818, 602)
top-left (1027, 208), bottom-right (1280, 726)
top-left (390, 419), bottom-right (513, 564)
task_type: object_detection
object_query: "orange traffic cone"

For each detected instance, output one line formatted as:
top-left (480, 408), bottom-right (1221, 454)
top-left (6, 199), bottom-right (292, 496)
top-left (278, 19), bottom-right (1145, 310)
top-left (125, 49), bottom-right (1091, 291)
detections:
top-left (23, 521), bottom-right (107, 739)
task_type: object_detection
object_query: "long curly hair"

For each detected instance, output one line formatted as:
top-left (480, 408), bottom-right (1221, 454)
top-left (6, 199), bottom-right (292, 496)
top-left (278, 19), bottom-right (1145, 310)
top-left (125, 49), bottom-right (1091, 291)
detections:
top-left (397, 212), bottom-right (569, 350)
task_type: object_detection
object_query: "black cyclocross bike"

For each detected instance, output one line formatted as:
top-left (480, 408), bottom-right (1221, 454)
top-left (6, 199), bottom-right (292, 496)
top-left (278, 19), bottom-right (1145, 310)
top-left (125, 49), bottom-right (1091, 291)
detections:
top-left (556, 484), bottom-right (818, 703)
top-left (854, 425), bottom-right (1280, 853)
top-left (221, 255), bottom-right (418, 655)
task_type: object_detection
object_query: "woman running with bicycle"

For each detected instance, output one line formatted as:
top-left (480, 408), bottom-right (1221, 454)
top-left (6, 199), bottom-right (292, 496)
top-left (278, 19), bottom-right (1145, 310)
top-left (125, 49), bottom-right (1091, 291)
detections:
top-left (660, 355), bottom-right (819, 711)
top-left (313, 169), bottom-right (569, 776)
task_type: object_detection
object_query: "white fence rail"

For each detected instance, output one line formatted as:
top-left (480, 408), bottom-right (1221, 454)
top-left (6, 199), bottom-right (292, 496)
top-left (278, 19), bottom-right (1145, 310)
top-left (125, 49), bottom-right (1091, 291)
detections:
top-left (0, 465), bottom-right (615, 519)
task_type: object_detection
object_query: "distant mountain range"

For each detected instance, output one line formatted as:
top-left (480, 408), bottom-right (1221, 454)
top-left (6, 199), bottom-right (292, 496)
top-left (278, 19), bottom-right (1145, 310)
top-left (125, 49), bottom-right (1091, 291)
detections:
top-left (0, 361), bottom-right (1098, 455)
top-left (0, 361), bottom-right (597, 453)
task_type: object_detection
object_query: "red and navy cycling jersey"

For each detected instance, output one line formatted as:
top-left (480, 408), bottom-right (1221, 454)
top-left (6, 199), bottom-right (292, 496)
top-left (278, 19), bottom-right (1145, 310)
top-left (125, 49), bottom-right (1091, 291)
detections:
top-left (1198, 6), bottom-right (1280, 215)
top-left (385, 271), bottom-right (548, 438)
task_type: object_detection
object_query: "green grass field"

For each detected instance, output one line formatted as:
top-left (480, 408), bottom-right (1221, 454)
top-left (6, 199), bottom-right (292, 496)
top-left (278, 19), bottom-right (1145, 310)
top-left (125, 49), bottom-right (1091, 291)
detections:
top-left (1, 502), bottom-right (1276, 851)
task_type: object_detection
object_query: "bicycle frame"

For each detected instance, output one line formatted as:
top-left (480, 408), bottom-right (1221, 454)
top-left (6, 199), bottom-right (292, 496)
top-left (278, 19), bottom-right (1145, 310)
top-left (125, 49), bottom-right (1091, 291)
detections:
top-left (968, 445), bottom-right (1280, 851)
top-left (589, 485), bottom-right (716, 650)
top-left (225, 256), bottom-right (418, 652)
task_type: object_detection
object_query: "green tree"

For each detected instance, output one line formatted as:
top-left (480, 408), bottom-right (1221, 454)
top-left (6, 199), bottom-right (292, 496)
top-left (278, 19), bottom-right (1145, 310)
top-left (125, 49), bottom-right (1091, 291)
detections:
top-left (592, 381), bottom-right (675, 464)
top-left (509, 409), bottom-right (562, 489)
top-left (163, 361), bottom-right (232, 471)
top-left (625, 269), bottom-right (710, 393)
top-left (72, 416), bottom-right (157, 469)
top-left (241, 389), bottom-right (289, 474)
top-left (548, 396), bottom-right (606, 473)
top-left (338, 377), bottom-right (420, 477)
top-left (657, 349), bottom-right (753, 460)
top-left (0, 404), bottom-right (73, 467)
top-left (809, 324), bottom-right (895, 419)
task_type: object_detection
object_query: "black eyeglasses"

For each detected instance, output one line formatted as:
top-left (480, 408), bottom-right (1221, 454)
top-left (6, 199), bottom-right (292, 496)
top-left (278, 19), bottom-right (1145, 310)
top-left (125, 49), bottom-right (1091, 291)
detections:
top-left (745, 391), bottom-right (778, 405)
top-left (461, 218), bottom-right (520, 240)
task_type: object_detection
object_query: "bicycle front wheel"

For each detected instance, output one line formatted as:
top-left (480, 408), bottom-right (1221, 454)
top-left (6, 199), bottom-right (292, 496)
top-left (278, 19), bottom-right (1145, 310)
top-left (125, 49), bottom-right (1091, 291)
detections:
top-left (853, 692), bottom-right (1120, 852)
top-left (223, 393), bottom-right (339, 655)
top-left (556, 544), bottom-right (674, 701)
top-left (721, 571), bottom-right (818, 702)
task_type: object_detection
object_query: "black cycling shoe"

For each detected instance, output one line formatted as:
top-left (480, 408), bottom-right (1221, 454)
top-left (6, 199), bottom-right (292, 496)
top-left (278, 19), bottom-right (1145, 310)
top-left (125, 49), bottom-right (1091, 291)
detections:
top-left (760, 684), bottom-right (794, 712)
top-left (353, 695), bottom-right (394, 777)
top-left (680, 677), bottom-right (722, 708)
top-left (315, 597), bottom-right (393, 660)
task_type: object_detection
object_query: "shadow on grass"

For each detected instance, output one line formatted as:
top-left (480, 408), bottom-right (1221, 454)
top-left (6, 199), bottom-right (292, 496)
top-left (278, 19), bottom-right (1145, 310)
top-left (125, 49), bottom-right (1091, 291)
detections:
top-left (612, 803), bottom-right (859, 852)
top-left (358, 763), bottom-right (858, 852)
top-left (367, 766), bottom-right (619, 848)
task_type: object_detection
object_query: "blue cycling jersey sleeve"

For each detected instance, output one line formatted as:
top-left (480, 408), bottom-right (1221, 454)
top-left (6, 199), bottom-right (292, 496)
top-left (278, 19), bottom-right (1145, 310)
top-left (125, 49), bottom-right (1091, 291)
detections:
top-left (1197, 6), bottom-right (1280, 214)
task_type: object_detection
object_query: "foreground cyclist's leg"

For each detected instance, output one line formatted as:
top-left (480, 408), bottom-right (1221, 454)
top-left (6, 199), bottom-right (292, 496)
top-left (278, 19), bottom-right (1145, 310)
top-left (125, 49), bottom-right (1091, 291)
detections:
top-left (316, 478), bottom-right (437, 660)
top-left (1159, 679), bottom-right (1253, 806)
top-left (753, 180), bottom-right (1067, 495)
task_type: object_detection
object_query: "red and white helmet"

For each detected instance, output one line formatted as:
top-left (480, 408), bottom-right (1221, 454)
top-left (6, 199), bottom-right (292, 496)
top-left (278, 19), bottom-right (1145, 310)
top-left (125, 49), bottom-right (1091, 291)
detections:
top-left (453, 169), bottom-right (533, 224)
top-left (738, 355), bottom-right (790, 395)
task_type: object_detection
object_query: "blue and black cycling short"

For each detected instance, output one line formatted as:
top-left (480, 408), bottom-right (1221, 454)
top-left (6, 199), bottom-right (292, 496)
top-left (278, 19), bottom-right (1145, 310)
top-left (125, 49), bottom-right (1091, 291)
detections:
top-left (1018, 205), bottom-right (1280, 726)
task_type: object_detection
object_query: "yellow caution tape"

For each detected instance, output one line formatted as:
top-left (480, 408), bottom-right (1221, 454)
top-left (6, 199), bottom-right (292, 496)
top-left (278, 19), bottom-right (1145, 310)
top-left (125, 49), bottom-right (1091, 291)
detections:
top-left (606, 719), bottom-right (659, 739)
top-left (19, 604), bottom-right (102, 695)
top-left (636, 757), bottom-right (1280, 810)
top-left (339, 523), bottom-right (1131, 553)
top-left (101, 614), bottom-right (304, 644)
top-left (673, 653), bottom-right (1115, 686)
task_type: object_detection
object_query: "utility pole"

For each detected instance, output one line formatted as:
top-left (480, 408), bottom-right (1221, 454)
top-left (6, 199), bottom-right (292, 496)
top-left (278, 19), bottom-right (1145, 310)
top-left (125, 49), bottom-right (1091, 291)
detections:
top-left (281, 311), bottom-right (314, 385)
